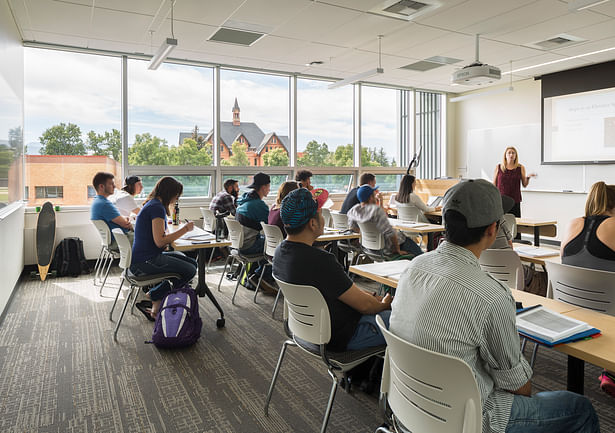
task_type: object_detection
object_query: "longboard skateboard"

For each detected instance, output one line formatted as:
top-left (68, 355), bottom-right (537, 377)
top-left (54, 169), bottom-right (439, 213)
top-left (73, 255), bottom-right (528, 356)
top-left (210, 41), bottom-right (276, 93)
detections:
top-left (36, 202), bottom-right (56, 281)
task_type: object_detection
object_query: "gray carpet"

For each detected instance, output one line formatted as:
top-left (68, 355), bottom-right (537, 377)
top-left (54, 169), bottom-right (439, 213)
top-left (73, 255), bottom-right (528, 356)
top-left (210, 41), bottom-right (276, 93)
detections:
top-left (0, 267), bottom-right (613, 433)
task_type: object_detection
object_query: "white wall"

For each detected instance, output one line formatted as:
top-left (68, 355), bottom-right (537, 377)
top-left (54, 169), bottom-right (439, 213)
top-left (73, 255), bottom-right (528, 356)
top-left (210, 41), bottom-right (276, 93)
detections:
top-left (451, 79), bottom-right (593, 241)
top-left (0, 0), bottom-right (24, 315)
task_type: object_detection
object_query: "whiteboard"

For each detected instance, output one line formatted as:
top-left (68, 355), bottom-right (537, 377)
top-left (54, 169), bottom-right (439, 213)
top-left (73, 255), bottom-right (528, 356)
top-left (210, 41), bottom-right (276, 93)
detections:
top-left (467, 124), bottom-right (585, 192)
top-left (585, 164), bottom-right (615, 190)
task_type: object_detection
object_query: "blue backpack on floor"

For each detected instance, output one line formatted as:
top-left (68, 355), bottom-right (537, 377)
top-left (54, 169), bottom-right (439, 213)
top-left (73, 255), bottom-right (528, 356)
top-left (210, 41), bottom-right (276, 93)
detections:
top-left (150, 286), bottom-right (202, 349)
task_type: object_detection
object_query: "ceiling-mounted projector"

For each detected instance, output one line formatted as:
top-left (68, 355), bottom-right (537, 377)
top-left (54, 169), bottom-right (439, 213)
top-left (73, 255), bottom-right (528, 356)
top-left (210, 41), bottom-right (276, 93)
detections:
top-left (451, 35), bottom-right (501, 85)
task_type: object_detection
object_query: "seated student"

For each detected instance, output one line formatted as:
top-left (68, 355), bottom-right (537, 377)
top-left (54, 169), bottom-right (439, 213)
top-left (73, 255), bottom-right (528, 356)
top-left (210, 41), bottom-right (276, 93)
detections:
top-left (111, 175), bottom-right (143, 217)
top-left (390, 179), bottom-right (599, 433)
top-left (340, 172), bottom-right (383, 214)
top-left (130, 176), bottom-right (197, 318)
top-left (90, 171), bottom-right (133, 242)
top-left (562, 181), bottom-right (615, 272)
top-left (236, 172), bottom-right (275, 292)
top-left (347, 185), bottom-right (423, 258)
top-left (268, 181), bottom-right (299, 237)
top-left (295, 170), bottom-right (313, 190)
top-left (210, 178), bottom-right (239, 216)
top-left (388, 174), bottom-right (441, 214)
top-left (273, 188), bottom-right (392, 351)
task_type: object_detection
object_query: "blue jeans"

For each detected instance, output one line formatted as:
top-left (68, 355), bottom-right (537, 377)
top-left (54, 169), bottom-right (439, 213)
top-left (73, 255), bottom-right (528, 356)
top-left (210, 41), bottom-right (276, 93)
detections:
top-left (506, 391), bottom-right (600, 433)
top-left (400, 237), bottom-right (423, 257)
top-left (346, 310), bottom-right (391, 350)
top-left (130, 251), bottom-right (197, 301)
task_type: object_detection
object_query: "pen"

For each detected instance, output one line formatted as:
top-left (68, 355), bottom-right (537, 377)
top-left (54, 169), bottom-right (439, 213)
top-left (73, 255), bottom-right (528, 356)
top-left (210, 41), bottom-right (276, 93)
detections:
top-left (516, 304), bottom-right (542, 315)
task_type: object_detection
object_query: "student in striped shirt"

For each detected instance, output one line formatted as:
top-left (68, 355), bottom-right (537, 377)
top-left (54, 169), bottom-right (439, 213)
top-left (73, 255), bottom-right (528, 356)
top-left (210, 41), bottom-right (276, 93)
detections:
top-left (390, 179), bottom-right (599, 433)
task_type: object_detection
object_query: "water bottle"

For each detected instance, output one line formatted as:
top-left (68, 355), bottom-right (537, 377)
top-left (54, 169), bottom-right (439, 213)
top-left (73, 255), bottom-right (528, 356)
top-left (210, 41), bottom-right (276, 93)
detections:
top-left (173, 201), bottom-right (180, 225)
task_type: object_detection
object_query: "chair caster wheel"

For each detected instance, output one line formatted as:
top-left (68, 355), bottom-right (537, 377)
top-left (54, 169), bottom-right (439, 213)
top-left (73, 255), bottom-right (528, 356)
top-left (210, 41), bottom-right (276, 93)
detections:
top-left (216, 318), bottom-right (225, 328)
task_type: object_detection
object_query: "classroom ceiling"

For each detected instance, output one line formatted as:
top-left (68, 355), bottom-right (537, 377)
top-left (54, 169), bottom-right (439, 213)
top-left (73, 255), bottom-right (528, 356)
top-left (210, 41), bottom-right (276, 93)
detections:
top-left (7, 0), bottom-right (615, 93)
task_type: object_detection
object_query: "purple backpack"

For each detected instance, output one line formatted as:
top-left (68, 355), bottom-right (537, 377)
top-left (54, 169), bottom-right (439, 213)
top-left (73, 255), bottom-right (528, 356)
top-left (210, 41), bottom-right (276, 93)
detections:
top-left (150, 286), bottom-right (202, 349)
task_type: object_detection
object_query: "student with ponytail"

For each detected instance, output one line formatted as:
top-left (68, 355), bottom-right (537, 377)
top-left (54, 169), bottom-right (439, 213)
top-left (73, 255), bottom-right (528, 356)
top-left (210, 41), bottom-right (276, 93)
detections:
top-left (561, 181), bottom-right (615, 271)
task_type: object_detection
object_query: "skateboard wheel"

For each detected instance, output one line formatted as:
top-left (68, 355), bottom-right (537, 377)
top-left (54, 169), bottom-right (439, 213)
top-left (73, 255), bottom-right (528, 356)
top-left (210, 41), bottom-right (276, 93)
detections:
top-left (216, 318), bottom-right (225, 328)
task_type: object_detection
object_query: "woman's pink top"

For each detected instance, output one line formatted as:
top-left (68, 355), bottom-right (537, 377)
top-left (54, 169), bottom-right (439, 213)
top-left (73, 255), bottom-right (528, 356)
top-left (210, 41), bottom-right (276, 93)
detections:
top-left (496, 165), bottom-right (522, 203)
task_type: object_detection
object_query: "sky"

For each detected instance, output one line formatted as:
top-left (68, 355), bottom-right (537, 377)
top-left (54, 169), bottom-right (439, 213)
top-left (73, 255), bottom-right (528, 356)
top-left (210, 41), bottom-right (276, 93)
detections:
top-left (24, 47), bottom-right (400, 164)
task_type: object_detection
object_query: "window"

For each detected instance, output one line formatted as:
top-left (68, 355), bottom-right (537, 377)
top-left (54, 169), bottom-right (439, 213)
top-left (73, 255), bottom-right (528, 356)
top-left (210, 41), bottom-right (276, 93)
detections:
top-left (0, 79), bottom-right (23, 206)
top-left (311, 174), bottom-right (353, 194)
top-left (416, 91), bottom-right (444, 179)
top-left (87, 186), bottom-right (96, 198)
top-left (24, 186), bottom-right (29, 200)
top-left (35, 186), bottom-right (63, 199)
top-left (375, 174), bottom-right (403, 193)
top-left (127, 60), bottom-right (213, 167)
top-left (362, 86), bottom-right (406, 167)
top-left (25, 48), bottom-right (121, 206)
top-left (138, 175), bottom-right (211, 199)
top-left (297, 79), bottom-right (353, 167)
top-left (219, 69), bottom-right (289, 167)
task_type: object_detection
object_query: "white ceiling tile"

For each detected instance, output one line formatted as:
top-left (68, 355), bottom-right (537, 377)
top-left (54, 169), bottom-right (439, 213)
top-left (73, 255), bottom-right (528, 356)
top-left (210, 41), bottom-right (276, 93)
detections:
top-left (29, 30), bottom-right (89, 47)
top-left (172, 0), bottom-right (246, 27)
top-left (172, 21), bottom-right (218, 51)
top-left (356, 23), bottom-right (448, 54)
top-left (312, 12), bottom-right (408, 48)
top-left (94, 0), bottom-right (162, 16)
top-left (90, 8), bottom-right (152, 43)
top-left (86, 38), bottom-right (150, 54)
top-left (570, 18), bottom-right (615, 40)
top-left (271, 2), bottom-right (362, 41)
top-left (281, 42), bottom-right (349, 66)
top-left (551, 35), bottom-right (615, 56)
top-left (27, 0), bottom-right (93, 37)
top-left (229, 0), bottom-right (310, 31)
top-left (238, 35), bottom-right (311, 62)
top-left (581, 1), bottom-right (615, 17)
top-left (416, 0), bottom-right (537, 31)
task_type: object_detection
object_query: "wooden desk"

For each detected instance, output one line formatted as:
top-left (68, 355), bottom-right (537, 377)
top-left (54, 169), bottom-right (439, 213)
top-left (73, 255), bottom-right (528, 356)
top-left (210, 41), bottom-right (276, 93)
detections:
top-left (516, 218), bottom-right (557, 246)
top-left (169, 224), bottom-right (230, 324)
top-left (317, 230), bottom-right (360, 242)
top-left (388, 219), bottom-right (445, 251)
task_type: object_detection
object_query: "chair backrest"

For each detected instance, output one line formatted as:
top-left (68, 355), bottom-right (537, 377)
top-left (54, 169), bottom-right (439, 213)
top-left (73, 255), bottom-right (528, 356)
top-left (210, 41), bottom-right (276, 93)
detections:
top-left (479, 249), bottom-right (524, 290)
top-left (200, 207), bottom-right (217, 232)
top-left (224, 217), bottom-right (245, 249)
top-left (321, 207), bottom-right (332, 228)
top-left (396, 203), bottom-right (429, 224)
top-left (273, 277), bottom-right (331, 345)
top-left (545, 262), bottom-right (615, 315)
top-left (357, 221), bottom-right (385, 251)
top-left (262, 223), bottom-right (284, 257)
top-left (503, 213), bottom-right (517, 238)
top-left (111, 228), bottom-right (131, 271)
top-left (331, 211), bottom-right (349, 231)
top-left (92, 219), bottom-right (112, 247)
top-left (375, 315), bottom-right (482, 433)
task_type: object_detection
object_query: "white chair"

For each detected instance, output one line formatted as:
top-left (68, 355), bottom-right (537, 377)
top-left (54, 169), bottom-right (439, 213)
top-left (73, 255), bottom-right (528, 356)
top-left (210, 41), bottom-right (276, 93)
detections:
top-left (321, 207), bottom-right (332, 228)
top-left (330, 211), bottom-right (362, 267)
top-left (331, 211), bottom-right (349, 231)
top-left (109, 229), bottom-right (181, 341)
top-left (357, 221), bottom-right (386, 262)
top-left (545, 262), bottom-right (615, 315)
top-left (218, 217), bottom-right (266, 305)
top-left (396, 203), bottom-right (429, 224)
top-left (261, 223), bottom-right (285, 317)
top-left (479, 249), bottom-right (524, 290)
top-left (375, 315), bottom-right (481, 433)
top-left (264, 278), bottom-right (385, 433)
top-left (91, 219), bottom-right (120, 297)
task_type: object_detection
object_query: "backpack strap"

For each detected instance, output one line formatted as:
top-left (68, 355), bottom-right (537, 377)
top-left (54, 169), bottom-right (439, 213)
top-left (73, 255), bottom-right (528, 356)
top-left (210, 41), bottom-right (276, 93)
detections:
top-left (75, 238), bottom-right (90, 273)
top-left (60, 239), bottom-right (71, 276)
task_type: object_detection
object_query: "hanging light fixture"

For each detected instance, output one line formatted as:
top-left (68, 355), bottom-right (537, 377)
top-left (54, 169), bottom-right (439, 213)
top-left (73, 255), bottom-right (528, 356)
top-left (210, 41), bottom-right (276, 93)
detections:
top-left (149, 0), bottom-right (177, 70)
top-left (329, 35), bottom-right (384, 89)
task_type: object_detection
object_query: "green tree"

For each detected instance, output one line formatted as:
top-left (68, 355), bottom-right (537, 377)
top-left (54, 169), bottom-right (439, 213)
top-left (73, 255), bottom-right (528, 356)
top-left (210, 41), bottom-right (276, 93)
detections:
top-left (222, 141), bottom-right (249, 166)
top-left (374, 147), bottom-right (390, 167)
top-left (171, 138), bottom-right (212, 166)
top-left (332, 144), bottom-right (353, 167)
top-left (8, 126), bottom-right (22, 155)
top-left (39, 122), bottom-right (86, 155)
top-left (298, 140), bottom-right (332, 166)
top-left (87, 129), bottom-right (122, 161)
top-left (263, 147), bottom-right (289, 166)
top-left (128, 133), bottom-right (172, 165)
top-left (361, 147), bottom-right (381, 167)
top-left (191, 125), bottom-right (208, 150)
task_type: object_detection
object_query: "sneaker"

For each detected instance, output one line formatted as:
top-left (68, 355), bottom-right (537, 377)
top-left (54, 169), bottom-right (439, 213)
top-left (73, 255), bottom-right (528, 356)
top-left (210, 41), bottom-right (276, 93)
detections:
top-left (599, 370), bottom-right (615, 398)
top-left (248, 274), bottom-right (278, 295)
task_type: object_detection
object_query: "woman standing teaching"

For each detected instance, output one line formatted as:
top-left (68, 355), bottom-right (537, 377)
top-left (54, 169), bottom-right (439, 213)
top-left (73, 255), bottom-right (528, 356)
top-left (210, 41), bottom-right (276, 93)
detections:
top-left (493, 146), bottom-right (536, 217)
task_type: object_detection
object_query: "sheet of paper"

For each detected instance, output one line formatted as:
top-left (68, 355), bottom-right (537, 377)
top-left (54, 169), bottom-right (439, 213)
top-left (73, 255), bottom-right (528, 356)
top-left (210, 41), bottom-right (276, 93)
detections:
top-left (516, 306), bottom-right (590, 343)
top-left (514, 246), bottom-right (559, 257)
top-left (353, 260), bottom-right (411, 277)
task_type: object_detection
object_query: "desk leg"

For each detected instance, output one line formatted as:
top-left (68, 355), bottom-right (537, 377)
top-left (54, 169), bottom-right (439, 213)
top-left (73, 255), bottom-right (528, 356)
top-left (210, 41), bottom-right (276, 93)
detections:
top-left (195, 249), bottom-right (225, 328)
top-left (534, 227), bottom-right (540, 247)
top-left (567, 355), bottom-right (584, 394)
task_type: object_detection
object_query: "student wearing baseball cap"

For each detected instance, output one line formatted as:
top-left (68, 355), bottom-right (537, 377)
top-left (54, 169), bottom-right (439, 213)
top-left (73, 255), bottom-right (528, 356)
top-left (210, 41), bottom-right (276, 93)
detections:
top-left (273, 188), bottom-right (392, 351)
top-left (390, 179), bottom-right (599, 433)
top-left (347, 184), bottom-right (423, 258)
top-left (110, 175), bottom-right (143, 217)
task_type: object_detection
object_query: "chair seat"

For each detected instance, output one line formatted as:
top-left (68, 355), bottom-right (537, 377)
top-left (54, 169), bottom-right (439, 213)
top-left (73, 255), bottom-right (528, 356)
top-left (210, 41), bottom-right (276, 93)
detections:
top-left (294, 335), bottom-right (385, 367)
top-left (230, 249), bottom-right (264, 262)
top-left (126, 269), bottom-right (182, 286)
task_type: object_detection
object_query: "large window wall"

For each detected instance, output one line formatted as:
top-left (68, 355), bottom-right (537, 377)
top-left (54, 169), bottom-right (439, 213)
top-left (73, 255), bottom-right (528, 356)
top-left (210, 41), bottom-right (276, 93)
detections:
top-left (23, 47), bottom-right (446, 205)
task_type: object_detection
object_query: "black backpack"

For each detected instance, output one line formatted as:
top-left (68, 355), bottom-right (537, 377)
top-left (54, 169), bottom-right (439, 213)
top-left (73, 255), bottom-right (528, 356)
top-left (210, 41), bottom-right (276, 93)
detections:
top-left (52, 237), bottom-right (91, 277)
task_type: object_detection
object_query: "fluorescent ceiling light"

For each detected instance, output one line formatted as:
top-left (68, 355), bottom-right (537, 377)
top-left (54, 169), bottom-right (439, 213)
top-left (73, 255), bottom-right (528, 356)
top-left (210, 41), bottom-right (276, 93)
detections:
top-left (568, 0), bottom-right (610, 11)
top-left (502, 45), bottom-right (615, 75)
top-left (449, 86), bottom-right (513, 102)
top-left (148, 37), bottom-right (177, 70)
top-left (328, 68), bottom-right (384, 89)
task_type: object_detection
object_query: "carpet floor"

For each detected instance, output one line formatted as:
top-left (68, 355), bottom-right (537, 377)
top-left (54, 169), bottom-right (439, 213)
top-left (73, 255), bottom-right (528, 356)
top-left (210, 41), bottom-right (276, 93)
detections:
top-left (0, 265), bottom-right (613, 433)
